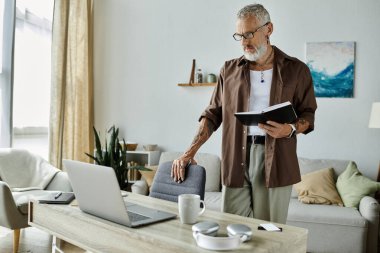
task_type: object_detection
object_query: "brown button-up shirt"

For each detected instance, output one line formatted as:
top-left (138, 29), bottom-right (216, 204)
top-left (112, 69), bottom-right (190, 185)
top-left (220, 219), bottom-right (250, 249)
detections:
top-left (200, 46), bottom-right (317, 188)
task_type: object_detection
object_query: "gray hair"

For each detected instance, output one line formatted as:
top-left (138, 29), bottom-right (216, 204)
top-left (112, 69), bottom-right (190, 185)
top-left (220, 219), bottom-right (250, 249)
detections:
top-left (237, 4), bottom-right (271, 24)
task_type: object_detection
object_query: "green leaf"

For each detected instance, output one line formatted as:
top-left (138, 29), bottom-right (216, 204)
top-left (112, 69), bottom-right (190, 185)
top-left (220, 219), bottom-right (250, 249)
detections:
top-left (85, 152), bottom-right (100, 164)
top-left (85, 125), bottom-right (130, 190)
top-left (93, 126), bottom-right (103, 161)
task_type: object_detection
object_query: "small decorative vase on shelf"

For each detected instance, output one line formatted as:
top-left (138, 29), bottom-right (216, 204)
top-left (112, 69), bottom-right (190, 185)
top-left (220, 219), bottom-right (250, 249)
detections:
top-left (207, 73), bottom-right (217, 83)
top-left (195, 69), bottom-right (203, 83)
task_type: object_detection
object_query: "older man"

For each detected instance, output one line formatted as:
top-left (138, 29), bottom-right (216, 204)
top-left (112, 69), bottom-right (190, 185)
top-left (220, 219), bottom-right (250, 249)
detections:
top-left (171, 4), bottom-right (317, 224)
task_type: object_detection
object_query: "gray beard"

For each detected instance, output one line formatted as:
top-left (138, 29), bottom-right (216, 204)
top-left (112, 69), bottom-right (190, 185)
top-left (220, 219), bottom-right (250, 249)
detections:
top-left (244, 44), bottom-right (267, 62)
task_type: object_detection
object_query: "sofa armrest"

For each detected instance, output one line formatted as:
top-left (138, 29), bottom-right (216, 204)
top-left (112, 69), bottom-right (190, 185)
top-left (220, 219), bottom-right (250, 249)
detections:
top-left (45, 172), bottom-right (72, 192)
top-left (359, 195), bottom-right (379, 220)
top-left (0, 181), bottom-right (26, 228)
top-left (131, 180), bottom-right (148, 195)
top-left (359, 196), bottom-right (379, 253)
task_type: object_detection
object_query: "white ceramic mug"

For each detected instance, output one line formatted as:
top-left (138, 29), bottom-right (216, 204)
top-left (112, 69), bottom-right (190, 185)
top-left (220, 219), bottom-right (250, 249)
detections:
top-left (178, 194), bottom-right (206, 224)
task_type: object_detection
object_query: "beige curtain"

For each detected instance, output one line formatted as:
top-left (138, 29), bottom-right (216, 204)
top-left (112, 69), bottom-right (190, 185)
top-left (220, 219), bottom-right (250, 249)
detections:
top-left (49, 0), bottom-right (94, 169)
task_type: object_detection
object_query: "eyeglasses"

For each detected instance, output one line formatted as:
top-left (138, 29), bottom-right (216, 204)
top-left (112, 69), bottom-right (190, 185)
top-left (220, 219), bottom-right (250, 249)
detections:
top-left (233, 22), bottom-right (269, 41)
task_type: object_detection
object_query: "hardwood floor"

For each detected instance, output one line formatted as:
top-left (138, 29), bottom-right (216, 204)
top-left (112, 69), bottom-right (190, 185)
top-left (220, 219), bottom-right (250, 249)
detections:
top-left (0, 226), bottom-right (86, 253)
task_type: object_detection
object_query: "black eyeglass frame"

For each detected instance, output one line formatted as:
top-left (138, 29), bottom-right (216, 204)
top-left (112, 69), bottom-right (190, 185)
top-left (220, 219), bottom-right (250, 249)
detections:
top-left (232, 22), bottom-right (270, 41)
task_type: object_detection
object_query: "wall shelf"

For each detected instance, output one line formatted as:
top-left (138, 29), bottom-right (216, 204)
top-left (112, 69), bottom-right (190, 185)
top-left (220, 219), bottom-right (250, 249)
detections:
top-left (126, 150), bottom-right (161, 181)
top-left (126, 150), bottom-right (160, 166)
top-left (177, 83), bottom-right (216, 87)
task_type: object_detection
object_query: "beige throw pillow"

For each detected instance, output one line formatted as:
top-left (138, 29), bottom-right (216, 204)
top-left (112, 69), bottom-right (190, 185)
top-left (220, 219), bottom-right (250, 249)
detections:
top-left (294, 167), bottom-right (343, 206)
top-left (139, 165), bottom-right (158, 189)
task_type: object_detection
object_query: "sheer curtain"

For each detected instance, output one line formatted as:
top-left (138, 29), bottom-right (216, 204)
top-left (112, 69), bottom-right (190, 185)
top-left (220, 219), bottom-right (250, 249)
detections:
top-left (0, 0), bottom-right (4, 74)
top-left (12, 0), bottom-right (54, 159)
top-left (0, 0), bottom-right (16, 148)
top-left (49, 0), bottom-right (94, 169)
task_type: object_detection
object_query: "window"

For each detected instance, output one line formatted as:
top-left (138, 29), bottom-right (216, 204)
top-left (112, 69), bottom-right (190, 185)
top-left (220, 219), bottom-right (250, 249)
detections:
top-left (0, 0), bottom-right (3, 134)
top-left (12, 0), bottom-right (53, 159)
top-left (0, 0), bottom-right (4, 73)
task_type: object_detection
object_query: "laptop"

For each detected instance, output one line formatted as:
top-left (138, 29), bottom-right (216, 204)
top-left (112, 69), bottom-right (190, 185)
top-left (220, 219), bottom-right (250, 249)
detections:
top-left (63, 159), bottom-right (176, 227)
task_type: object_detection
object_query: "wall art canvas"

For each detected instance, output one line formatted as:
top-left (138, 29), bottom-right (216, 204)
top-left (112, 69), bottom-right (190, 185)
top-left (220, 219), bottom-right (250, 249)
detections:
top-left (306, 42), bottom-right (355, 98)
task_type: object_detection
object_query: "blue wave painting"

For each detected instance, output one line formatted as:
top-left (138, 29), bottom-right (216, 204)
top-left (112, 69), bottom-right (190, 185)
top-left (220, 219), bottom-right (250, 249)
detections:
top-left (307, 62), bottom-right (354, 97)
top-left (306, 42), bottom-right (355, 98)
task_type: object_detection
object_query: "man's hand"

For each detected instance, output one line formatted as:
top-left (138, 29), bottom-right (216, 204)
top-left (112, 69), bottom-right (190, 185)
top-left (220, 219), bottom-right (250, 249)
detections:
top-left (170, 118), bottom-right (213, 183)
top-left (258, 121), bottom-right (292, 138)
top-left (171, 155), bottom-right (197, 183)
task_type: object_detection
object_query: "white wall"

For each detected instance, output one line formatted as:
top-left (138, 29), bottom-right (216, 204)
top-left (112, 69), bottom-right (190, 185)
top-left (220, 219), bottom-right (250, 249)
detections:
top-left (94, 0), bottom-right (380, 179)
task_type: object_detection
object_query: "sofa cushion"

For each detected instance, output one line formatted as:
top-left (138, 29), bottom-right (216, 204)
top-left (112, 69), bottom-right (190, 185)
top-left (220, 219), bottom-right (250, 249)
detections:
top-left (45, 172), bottom-right (72, 192)
top-left (294, 167), bottom-right (343, 206)
top-left (204, 192), bottom-right (222, 212)
top-left (287, 200), bottom-right (367, 253)
top-left (287, 198), bottom-right (367, 227)
top-left (292, 157), bottom-right (351, 198)
top-left (159, 152), bottom-right (221, 192)
top-left (12, 190), bottom-right (58, 214)
top-left (139, 165), bottom-right (158, 189)
top-left (336, 161), bottom-right (380, 208)
top-left (131, 180), bottom-right (149, 195)
top-left (298, 157), bottom-right (350, 181)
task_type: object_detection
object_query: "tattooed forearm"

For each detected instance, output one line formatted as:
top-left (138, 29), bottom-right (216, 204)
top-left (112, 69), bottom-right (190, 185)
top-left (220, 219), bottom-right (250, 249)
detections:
top-left (184, 118), bottom-right (215, 158)
top-left (295, 118), bottom-right (310, 134)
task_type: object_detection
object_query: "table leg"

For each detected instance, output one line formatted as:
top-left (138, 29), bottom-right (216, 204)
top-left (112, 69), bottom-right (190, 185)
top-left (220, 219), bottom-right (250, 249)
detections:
top-left (52, 235), bottom-right (64, 253)
top-left (376, 162), bottom-right (380, 202)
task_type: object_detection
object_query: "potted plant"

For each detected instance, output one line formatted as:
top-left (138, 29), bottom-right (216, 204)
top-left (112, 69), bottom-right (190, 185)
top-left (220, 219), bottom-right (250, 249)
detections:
top-left (85, 126), bottom-right (150, 190)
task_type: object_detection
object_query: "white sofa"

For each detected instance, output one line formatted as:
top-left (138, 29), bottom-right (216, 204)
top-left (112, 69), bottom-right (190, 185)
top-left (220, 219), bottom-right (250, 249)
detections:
top-left (132, 152), bottom-right (379, 253)
top-left (287, 158), bottom-right (379, 253)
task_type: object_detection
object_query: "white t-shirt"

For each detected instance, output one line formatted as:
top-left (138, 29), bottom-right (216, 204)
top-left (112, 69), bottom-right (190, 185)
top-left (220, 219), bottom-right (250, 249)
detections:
top-left (248, 69), bottom-right (273, 136)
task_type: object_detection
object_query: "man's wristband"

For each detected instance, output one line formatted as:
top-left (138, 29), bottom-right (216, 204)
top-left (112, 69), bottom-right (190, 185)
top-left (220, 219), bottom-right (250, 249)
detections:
top-left (287, 124), bottom-right (296, 138)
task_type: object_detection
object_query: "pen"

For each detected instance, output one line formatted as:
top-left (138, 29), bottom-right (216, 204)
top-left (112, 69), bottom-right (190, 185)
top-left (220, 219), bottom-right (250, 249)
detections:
top-left (54, 192), bottom-right (62, 199)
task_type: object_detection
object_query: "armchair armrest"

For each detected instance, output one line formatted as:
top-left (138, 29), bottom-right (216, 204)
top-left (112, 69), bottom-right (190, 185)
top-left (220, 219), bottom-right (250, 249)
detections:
top-left (131, 180), bottom-right (148, 195)
top-left (0, 181), bottom-right (26, 228)
top-left (359, 196), bottom-right (379, 253)
top-left (45, 172), bottom-right (72, 192)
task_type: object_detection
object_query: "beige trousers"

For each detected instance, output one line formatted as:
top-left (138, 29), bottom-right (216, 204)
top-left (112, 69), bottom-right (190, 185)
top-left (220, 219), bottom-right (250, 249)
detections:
top-left (222, 143), bottom-right (292, 224)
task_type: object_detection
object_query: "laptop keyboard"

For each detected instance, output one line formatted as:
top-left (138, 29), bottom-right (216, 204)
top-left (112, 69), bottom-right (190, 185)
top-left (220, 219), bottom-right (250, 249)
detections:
top-left (127, 211), bottom-right (150, 222)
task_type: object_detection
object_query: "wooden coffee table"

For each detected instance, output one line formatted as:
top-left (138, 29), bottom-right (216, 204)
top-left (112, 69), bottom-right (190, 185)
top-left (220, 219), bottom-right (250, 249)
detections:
top-left (29, 193), bottom-right (307, 253)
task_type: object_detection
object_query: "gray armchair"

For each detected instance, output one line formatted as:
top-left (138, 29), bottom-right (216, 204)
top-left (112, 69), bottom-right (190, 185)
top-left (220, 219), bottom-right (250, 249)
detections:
top-left (132, 152), bottom-right (222, 211)
top-left (0, 149), bottom-right (72, 253)
top-left (149, 161), bottom-right (206, 202)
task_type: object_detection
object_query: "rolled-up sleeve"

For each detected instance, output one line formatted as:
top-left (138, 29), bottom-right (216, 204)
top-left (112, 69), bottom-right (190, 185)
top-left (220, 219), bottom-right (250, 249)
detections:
top-left (295, 64), bottom-right (317, 134)
top-left (199, 66), bottom-right (224, 131)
